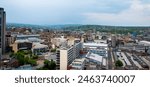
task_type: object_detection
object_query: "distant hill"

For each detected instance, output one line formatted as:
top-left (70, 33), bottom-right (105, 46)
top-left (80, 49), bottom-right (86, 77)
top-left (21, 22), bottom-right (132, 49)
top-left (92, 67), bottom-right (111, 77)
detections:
top-left (6, 23), bottom-right (150, 34)
top-left (6, 23), bottom-right (81, 30)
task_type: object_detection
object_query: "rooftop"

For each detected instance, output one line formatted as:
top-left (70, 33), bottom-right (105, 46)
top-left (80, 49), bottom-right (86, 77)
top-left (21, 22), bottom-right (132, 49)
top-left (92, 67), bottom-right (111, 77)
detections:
top-left (86, 52), bottom-right (103, 63)
top-left (15, 38), bottom-right (44, 43)
top-left (15, 39), bottom-right (30, 43)
top-left (32, 43), bottom-right (48, 49)
top-left (83, 43), bottom-right (108, 47)
top-left (139, 41), bottom-right (150, 46)
top-left (72, 58), bottom-right (86, 64)
top-left (16, 34), bottom-right (40, 38)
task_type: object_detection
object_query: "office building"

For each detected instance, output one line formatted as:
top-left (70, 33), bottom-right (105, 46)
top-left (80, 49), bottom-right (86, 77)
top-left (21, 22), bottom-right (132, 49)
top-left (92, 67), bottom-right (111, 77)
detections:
top-left (56, 42), bottom-right (82, 70)
top-left (12, 34), bottom-right (48, 55)
top-left (83, 43), bottom-right (108, 57)
top-left (69, 58), bottom-right (86, 70)
top-left (111, 35), bottom-right (117, 47)
top-left (12, 40), bottom-right (32, 53)
top-left (0, 8), bottom-right (6, 58)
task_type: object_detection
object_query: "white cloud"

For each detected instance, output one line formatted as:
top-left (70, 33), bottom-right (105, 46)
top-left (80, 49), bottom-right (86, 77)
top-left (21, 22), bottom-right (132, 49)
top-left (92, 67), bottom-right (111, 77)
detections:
top-left (1, 0), bottom-right (150, 25)
top-left (83, 0), bottom-right (150, 26)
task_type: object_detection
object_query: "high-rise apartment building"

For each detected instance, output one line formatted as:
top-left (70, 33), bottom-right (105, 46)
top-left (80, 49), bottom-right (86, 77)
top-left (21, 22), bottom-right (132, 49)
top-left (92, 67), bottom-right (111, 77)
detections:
top-left (0, 8), bottom-right (6, 58)
top-left (56, 42), bottom-right (82, 70)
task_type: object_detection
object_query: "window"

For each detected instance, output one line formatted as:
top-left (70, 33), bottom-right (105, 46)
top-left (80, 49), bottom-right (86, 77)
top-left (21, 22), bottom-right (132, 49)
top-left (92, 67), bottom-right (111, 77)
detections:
top-left (0, 19), bottom-right (1, 36)
top-left (0, 18), bottom-right (1, 24)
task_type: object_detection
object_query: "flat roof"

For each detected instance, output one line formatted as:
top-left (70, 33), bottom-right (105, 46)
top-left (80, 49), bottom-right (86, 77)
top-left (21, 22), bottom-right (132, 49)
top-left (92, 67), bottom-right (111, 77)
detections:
top-left (15, 39), bottom-right (30, 43)
top-left (83, 43), bottom-right (108, 47)
top-left (15, 38), bottom-right (43, 43)
top-left (139, 41), bottom-right (150, 46)
top-left (86, 52), bottom-right (103, 62)
top-left (72, 58), bottom-right (85, 64)
top-left (17, 34), bottom-right (40, 38)
top-left (32, 43), bottom-right (48, 49)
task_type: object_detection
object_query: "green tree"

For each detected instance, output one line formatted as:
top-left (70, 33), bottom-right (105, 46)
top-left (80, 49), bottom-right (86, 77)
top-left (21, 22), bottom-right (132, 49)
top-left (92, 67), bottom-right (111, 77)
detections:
top-left (115, 60), bottom-right (123, 67)
top-left (49, 59), bottom-right (56, 70)
top-left (51, 49), bottom-right (56, 52)
top-left (15, 52), bottom-right (25, 65)
top-left (13, 50), bottom-right (37, 66)
top-left (32, 55), bottom-right (39, 59)
top-left (43, 59), bottom-right (56, 70)
top-left (28, 59), bottom-right (37, 66)
top-left (24, 56), bottom-right (30, 64)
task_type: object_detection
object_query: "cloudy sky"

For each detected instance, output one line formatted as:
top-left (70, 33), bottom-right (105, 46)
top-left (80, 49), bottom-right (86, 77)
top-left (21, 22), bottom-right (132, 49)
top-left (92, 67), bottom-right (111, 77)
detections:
top-left (0, 0), bottom-right (150, 26)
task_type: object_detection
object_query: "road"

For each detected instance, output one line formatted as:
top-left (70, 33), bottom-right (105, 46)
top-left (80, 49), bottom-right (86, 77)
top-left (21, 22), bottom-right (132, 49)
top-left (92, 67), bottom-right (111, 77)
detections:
top-left (107, 47), bottom-right (114, 70)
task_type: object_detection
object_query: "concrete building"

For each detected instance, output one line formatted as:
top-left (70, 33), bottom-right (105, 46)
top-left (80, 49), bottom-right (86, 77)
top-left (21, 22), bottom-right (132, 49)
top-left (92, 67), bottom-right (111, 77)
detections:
top-left (12, 40), bottom-right (32, 53)
top-left (69, 58), bottom-right (86, 70)
top-left (83, 42), bottom-right (108, 69)
top-left (0, 8), bottom-right (6, 58)
top-left (83, 43), bottom-right (108, 57)
top-left (6, 32), bottom-right (15, 47)
top-left (111, 35), bottom-right (117, 47)
top-left (16, 34), bottom-right (44, 43)
top-left (138, 40), bottom-right (150, 54)
top-left (32, 43), bottom-right (49, 55)
top-left (12, 34), bottom-right (48, 55)
top-left (86, 52), bottom-right (107, 69)
top-left (94, 39), bottom-right (107, 44)
top-left (138, 41), bottom-right (150, 46)
top-left (56, 42), bottom-right (82, 70)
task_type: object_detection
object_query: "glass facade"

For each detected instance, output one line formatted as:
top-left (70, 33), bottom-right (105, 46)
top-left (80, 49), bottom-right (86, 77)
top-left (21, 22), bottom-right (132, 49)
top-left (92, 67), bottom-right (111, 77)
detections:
top-left (0, 8), bottom-right (5, 57)
top-left (0, 17), bottom-right (1, 37)
top-left (0, 17), bottom-right (1, 24)
top-left (0, 14), bottom-right (1, 58)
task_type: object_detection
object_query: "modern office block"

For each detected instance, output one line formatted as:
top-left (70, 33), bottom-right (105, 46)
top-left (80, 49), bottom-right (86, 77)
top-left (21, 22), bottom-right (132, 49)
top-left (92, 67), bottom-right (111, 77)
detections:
top-left (56, 42), bottom-right (82, 70)
top-left (0, 8), bottom-right (6, 58)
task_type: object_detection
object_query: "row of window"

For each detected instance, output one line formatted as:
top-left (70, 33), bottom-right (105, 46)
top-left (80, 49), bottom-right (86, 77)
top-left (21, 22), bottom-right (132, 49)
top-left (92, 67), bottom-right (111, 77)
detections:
top-left (0, 17), bottom-right (1, 24)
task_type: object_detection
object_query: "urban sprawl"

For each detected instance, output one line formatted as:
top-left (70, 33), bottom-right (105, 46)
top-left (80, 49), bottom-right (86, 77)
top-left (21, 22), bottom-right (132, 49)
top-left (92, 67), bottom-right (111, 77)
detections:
top-left (0, 8), bottom-right (150, 70)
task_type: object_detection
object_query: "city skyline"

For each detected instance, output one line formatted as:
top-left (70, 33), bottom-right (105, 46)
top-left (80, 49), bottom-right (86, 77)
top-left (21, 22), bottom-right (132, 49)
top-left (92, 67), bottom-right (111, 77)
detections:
top-left (1, 6), bottom-right (150, 70)
top-left (0, 0), bottom-right (150, 26)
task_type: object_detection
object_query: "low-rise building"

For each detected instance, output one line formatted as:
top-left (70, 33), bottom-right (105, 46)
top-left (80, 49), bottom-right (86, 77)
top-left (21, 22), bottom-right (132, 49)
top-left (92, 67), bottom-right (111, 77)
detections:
top-left (12, 34), bottom-right (48, 55)
top-left (32, 43), bottom-right (49, 55)
top-left (83, 42), bottom-right (108, 57)
top-left (12, 40), bottom-right (32, 53)
top-left (69, 58), bottom-right (86, 70)
top-left (85, 52), bottom-right (107, 69)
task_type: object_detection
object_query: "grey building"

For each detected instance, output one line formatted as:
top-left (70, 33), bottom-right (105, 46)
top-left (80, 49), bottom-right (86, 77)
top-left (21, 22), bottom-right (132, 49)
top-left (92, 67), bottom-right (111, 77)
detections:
top-left (111, 35), bottom-right (116, 48)
top-left (0, 8), bottom-right (6, 58)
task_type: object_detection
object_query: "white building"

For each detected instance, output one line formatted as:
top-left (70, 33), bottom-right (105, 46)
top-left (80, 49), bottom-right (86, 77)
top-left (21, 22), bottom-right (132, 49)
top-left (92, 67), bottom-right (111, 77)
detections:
top-left (94, 39), bottom-right (107, 44)
top-left (69, 58), bottom-right (86, 70)
top-left (83, 43), bottom-right (108, 57)
top-left (56, 42), bottom-right (82, 70)
top-left (83, 43), bottom-right (108, 49)
top-left (138, 40), bottom-right (150, 54)
top-left (86, 52), bottom-right (107, 69)
top-left (83, 42), bottom-right (108, 69)
top-left (16, 34), bottom-right (44, 43)
top-left (138, 41), bottom-right (150, 46)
